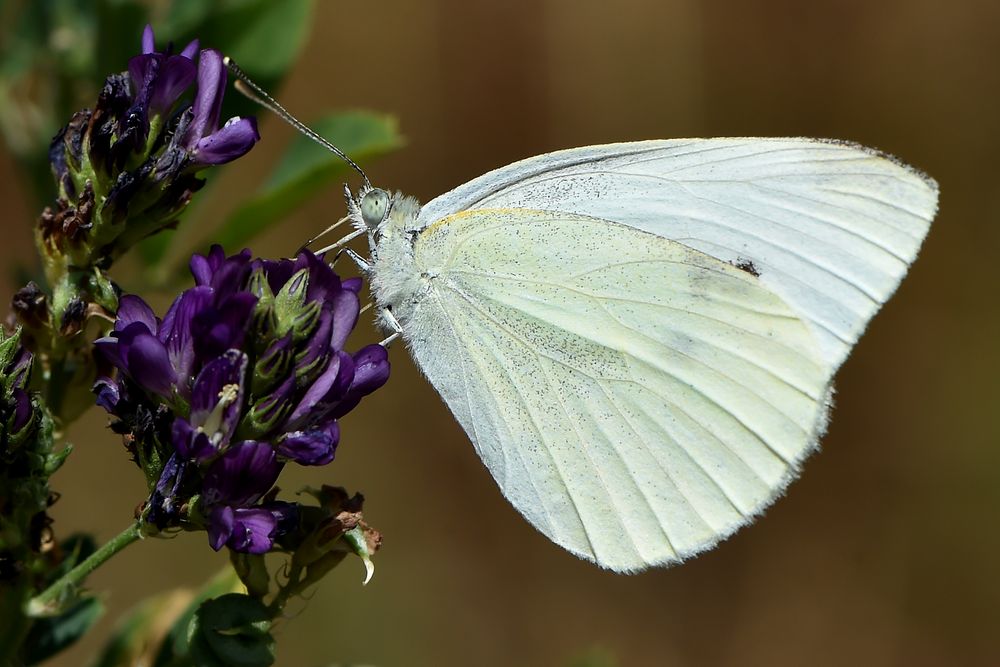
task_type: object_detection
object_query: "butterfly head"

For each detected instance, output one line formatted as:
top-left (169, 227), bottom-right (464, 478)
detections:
top-left (347, 184), bottom-right (421, 252)
top-left (360, 188), bottom-right (392, 231)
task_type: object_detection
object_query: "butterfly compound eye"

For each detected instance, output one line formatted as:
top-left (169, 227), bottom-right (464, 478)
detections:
top-left (360, 188), bottom-right (391, 229)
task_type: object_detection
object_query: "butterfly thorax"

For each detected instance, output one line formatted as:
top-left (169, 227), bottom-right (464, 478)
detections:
top-left (366, 192), bottom-right (427, 334)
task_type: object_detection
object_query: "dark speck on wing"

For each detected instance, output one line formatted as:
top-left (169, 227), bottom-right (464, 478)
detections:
top-left (732, 258), bottom-right (761, 277)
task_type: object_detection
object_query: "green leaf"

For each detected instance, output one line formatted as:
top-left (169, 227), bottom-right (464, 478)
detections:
top-left (205, 0), bottom-right (312, 79)
top-left (207, 111), bottom-right (403, 253)
top-left (153, 567), bottom-right (243, 667)
top-left (94, 0), bottom-right (147, 81)
top-left (159, 1), bottom-right (214, 37)
top-left (0, 3), bottom-right (46, 80)
top-left (162, 0), bottom-right (312, 78)
top-left (23, 596), bottom-right (104, 665)
top-left (89, 590), bottom-right (191, 667)
top-left (566, 646), bottom-right (619, 667)
top-left (160, 0), bottom-right (315, 122)
top-left (51, 534), bottom-right (98, 581)
top-left (189, 594), bottom-right (274, 667)
top-left (134, 225), bottom-right (173, 267)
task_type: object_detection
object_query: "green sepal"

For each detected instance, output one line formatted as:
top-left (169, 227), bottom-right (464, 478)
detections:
top-left (137, 441), bottom-right (166, 496)
top-left (248, 266), bottom-right (275, 313)
top-left (272, 268), bottom-right (310, 335)
top-left (5, 402), bottom-right (38, 449)
top-left (244, 394), bottom-right (292, 437)
top-left (249, 272), bottom-right (279, 348)
top-left (342, 526), bottom-right (375, 585)
top-left (293, 523), bottom-right (376, 594)
top-left (287, 300), bottom-right (321, 344)
top-left (251, 336), bottom-right (293, 397)
top-left (44, 443), bottom-right (72, 476)
top-left (88, 268), bottom-right (119, 313)
top-left (292, 348), bottom-right (327, 385)
top-left (181, 495), bottom-right (206, 533)
top-left (0, 327), bottom-right (23, 370)
top-left (229, 552), bottom-right (270, 600)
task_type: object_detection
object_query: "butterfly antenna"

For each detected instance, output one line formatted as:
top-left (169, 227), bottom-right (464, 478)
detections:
top-left (223, 56), bottom-right (372, 190)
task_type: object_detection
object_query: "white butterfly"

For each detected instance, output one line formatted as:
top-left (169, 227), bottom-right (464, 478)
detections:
top-left (327, 138), bottom-right (936, 573)
top-left (226, 57), bottom-right (939, 572)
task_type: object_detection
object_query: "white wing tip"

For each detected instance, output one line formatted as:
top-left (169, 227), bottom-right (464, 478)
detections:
top-left (806, 137), bottom-right (938, 194)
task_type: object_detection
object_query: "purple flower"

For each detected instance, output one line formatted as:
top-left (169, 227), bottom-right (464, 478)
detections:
top-left (208, 502), bottom-right (298, 554)
top-left (146, 453), bottom-right (188, 528)
top-left (95, 285), bottom-right (256, 404)
top-left (202, 441), bottom-right (282, 508)
top-left (182, 49), bottom-right (260, 166)
top-left (42, 25), bottom-right (260, 271)
top-left (8, 389), bottom-right (33, 434)
top-left (172, 351), bottom-right (248, 461)
top-left (200, 440), bottom-right (294, 553)
top-left (1, 329), bottom-right (39, 450)
top-left (126, 26), bottom-right (198, 139)
top-left (123, 27), bottom-right (258, 167)
top-left (276, 422), bottom-right (340, 466)
top-left (95, 247), bottom-right (390, 553)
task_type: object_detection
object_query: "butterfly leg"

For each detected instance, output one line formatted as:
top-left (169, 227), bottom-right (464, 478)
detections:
top-left (326, 247), bottom-right (371, 274)
top-left (340, 248), bottom-right (372, 273)
top-left (378, 307), bottom-right (403, 347)
top-left (314, 227), bottom-right (366, 256)
top-left (298, 214), bottom-right (350, 253)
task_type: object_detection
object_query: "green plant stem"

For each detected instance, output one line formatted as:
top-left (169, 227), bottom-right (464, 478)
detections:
top-left (266, 564), bottom-right (303, 616)
top-left (0, 580), bottom-right (35, 667)
top-left (28, 522), bottom-right (142, 614)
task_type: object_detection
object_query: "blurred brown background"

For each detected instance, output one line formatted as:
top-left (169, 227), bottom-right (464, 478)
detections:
top-left (2, 1), bottom-right (999, 665)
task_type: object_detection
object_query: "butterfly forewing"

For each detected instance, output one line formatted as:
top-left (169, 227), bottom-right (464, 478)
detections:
top-left (416, 138), bottom-right (938, 370)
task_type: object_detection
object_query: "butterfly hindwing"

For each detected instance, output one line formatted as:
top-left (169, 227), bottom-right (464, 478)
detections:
top-left (399, 208), bottom-right (832, 571)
